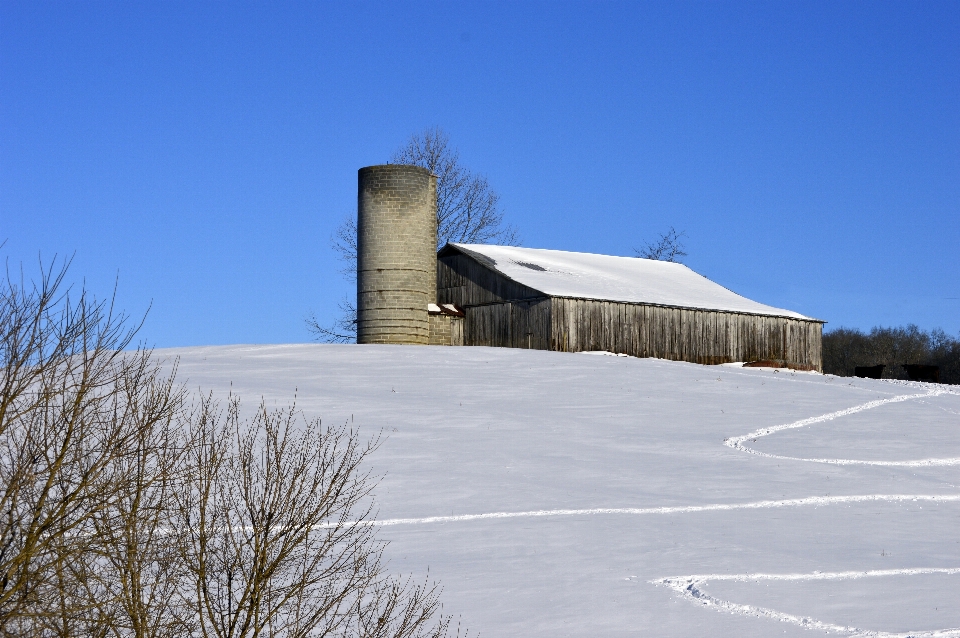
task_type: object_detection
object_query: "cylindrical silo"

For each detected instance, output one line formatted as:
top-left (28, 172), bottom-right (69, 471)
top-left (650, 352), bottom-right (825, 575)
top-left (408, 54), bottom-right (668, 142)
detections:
top-left (356, 165), bottom-right (438, 344)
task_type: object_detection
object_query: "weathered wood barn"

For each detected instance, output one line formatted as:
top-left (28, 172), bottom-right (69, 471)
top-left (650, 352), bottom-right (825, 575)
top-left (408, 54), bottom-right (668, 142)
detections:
top-left (435, 243), bottom-right (824, 370)
top-left (354, 164), bottom-right (823, 370)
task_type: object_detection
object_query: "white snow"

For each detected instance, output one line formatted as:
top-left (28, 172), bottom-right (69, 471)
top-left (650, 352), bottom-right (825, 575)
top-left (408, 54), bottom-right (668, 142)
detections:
top-left (449, 243), bottom-right (815, 319)
top-left (162, 343), bottom-right (960, 636)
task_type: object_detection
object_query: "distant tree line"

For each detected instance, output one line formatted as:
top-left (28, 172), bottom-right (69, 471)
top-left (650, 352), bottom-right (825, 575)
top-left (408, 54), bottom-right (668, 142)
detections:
top-left (822, 325), bottom-right (960, 384)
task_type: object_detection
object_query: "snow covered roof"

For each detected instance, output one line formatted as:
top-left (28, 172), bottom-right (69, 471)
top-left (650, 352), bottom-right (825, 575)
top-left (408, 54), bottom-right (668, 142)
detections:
top-left (446, 243), bottom-right (816, 320)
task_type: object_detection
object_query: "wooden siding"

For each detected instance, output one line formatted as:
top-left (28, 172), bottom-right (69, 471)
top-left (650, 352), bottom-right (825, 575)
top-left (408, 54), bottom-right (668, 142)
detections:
top-left (435, 246), bottom-right (823, 370)
top-left (463, 298), bottom-right (551, 350)
top-left (458, 297), bottom-right (821, 370)
top-left (437, 252), bottom-right (543, 307)
top-left (550, 298), bottom-right (822, 370)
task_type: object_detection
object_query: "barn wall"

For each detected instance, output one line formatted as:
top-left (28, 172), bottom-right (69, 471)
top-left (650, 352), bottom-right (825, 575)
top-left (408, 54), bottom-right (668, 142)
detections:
top-left (437, 248), bottom-right (823, 370)
top-left (550, 298), bottom-right (823, 370)
top-left (460, 296), bottom-right (822, 369)
top-left (463, 298), bottom-right (551, 349)
top-left (437, 253), bottom-right (543, 307)
top-left (463, 303), bottom-right (510, 347)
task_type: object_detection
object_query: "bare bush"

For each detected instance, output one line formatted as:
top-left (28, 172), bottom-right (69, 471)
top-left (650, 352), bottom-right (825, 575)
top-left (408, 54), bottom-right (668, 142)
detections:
top-left (81, 364), bottom-right (192, 638)
top-left (177, 396), bottom-right (454, 638)
top-left (1, 257), bottom-right (460, 637)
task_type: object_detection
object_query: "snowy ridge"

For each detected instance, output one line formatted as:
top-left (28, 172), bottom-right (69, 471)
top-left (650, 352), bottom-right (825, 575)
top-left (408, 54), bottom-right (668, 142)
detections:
top-left (724, 387), bottom-right (960, 466)
top-left (652, 568), bottom-right (960, 637)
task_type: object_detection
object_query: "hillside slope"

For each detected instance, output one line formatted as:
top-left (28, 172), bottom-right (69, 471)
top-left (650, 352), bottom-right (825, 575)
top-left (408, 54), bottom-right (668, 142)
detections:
top-left (160, 344), bottom-right (960, 637)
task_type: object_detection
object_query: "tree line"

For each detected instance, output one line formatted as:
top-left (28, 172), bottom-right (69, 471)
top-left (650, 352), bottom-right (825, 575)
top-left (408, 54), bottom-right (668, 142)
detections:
top-left (0, 258), bottom-right (459, 637)
top-left (822, 324), bottom-right (960, 384)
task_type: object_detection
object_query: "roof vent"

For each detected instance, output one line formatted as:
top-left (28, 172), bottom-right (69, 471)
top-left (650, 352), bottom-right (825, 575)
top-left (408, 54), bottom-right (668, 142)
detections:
top-left (513, 260), bottom-right (546, 271)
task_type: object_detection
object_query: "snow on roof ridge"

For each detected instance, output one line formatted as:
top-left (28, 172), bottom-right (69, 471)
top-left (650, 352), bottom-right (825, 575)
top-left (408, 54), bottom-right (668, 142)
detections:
top-left (447, 243), bottom-right (815, 320)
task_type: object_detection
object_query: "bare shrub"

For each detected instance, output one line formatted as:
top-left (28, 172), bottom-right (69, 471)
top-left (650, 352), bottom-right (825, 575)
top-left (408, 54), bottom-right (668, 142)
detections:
top-left (1, 257), bottom-right (460, 637)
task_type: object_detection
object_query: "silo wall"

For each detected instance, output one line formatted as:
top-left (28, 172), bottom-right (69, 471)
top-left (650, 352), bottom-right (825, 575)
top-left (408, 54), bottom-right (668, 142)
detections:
top-left (356, 165), bottom-right (437, 344)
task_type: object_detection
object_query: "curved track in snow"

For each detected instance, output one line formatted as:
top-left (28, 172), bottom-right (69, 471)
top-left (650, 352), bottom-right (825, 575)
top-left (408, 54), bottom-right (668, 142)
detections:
top-left (376, 378), bottom-right (960, 634)
top-left (652, 568), bottom-right (960, 637)
top-left (652, 383), bottom-right (960, 633)
top-left (724, 387), bottom-right (960, 466)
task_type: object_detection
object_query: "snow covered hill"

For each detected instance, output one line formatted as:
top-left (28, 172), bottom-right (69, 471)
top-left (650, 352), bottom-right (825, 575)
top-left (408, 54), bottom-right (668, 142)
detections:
top-left (160, 344), bottom-right (960, 637)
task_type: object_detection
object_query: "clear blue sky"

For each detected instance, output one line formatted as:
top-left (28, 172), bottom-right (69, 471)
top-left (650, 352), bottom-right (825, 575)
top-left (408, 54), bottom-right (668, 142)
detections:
top-left (2, 1), bottom-right (958, 347)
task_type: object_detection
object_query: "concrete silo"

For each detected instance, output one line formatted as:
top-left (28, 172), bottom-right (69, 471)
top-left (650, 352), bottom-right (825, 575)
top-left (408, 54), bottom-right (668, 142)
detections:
top-left (356, 165), bottom-right (438, 344)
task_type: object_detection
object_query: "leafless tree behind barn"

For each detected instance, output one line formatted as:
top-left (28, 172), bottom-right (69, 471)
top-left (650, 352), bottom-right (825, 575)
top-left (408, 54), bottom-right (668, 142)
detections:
top-left (635, 227), bottom-right (687, 263)
top-left (311, 127), bottom-right (519, 342)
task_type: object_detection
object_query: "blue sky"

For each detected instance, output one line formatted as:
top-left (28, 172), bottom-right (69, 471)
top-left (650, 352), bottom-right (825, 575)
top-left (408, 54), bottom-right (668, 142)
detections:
top-left (2, 1), bottom-right (958, 347)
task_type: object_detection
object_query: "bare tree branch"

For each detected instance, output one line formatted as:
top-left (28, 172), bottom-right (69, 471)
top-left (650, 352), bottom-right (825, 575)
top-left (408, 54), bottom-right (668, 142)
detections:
top-left (2, 255), bottom-right (463, 637)
top-left (635, 227), bottom-right (687, 263)
top-left (305, 298), bottom-right (357, 344)
top-left (331, 218), bottom-right (359, 283)
top-left (390, 128), bottom-right (519, 248)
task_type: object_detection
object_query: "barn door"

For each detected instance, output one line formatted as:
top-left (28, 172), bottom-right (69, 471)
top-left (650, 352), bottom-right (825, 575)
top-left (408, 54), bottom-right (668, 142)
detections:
top-left (510, 299), bottom-right (551, 350)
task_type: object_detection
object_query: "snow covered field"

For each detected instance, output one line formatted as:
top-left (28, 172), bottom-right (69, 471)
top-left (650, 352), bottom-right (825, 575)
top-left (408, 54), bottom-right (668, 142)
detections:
top-left (160, 344), bottom-right (960, 637)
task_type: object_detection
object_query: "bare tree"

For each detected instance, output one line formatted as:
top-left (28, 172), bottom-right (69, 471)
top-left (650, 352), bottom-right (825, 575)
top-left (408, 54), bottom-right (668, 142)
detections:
top-left (80, 365), bottom-right (193, 638)
top-left (822, 325), bottom-right (960, 384)
top-left (635, 227), bottom-right (687, 263)
top-left (176, 395), bottom-right (454, 638)
top-left (0, 257), bottom-right (183, 635)
top-left (313, 127), bottom-right (519, 343)
top-left (1, 256), bottom-right (462, 637)
top-left (305, 298), bottom-right (357, 345)
top-left (392, 128), bottom-right (518, 248)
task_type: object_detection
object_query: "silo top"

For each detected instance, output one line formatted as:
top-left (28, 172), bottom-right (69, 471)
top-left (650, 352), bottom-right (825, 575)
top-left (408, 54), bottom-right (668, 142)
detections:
top-left (358, 164), bottom-right (436, 178)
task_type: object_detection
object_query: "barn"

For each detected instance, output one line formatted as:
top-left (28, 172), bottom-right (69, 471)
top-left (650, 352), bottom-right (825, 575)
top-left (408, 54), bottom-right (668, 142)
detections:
top-left (355, 164), bottom-right (823, 371)
top-left (435, 244), bottom-right (823, 370)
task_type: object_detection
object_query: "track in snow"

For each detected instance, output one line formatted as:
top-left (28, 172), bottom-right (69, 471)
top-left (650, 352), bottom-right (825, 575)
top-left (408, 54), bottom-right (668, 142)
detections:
top-left (724, 387), bottom-right (960, 466)
top-left (652, 383), bottom-right (960, 633)
top-left (373, 375), bottom-right (960, 634)
top-left (372, 493), bottom-right (960, 527)
top-left (652, 568), bottom-right (960, 637)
